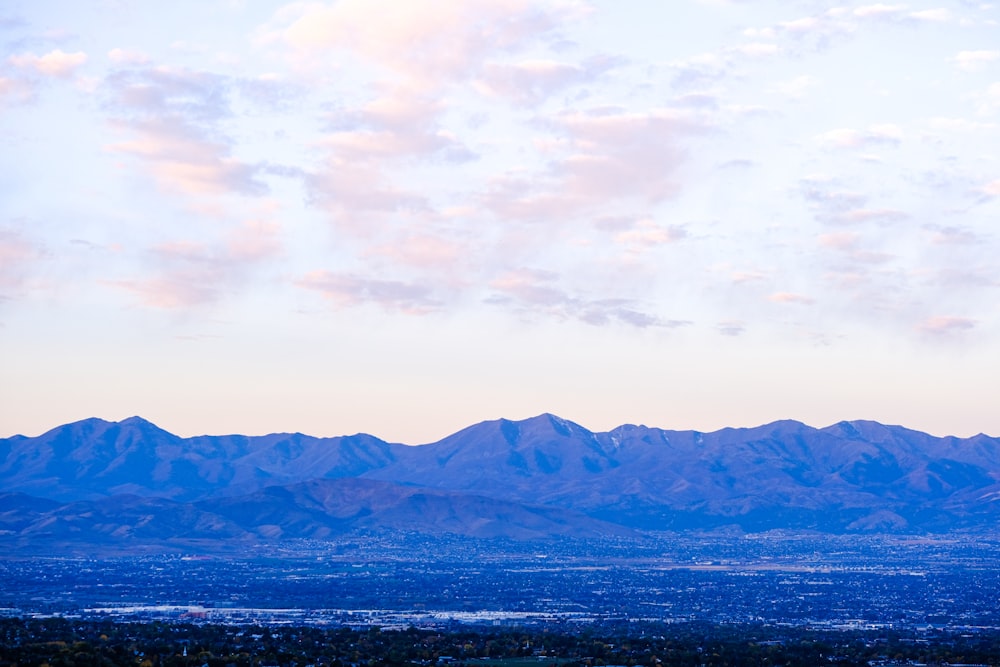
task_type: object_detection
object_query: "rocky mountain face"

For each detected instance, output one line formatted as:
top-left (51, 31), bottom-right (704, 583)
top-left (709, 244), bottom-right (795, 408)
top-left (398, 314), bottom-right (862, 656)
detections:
top-left (1, 414), bottom-right (999, 546)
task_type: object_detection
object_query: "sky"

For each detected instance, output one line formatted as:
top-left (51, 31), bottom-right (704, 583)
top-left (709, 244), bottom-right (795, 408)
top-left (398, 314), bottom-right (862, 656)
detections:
top-left (1, 0), bottom-right (999, 443)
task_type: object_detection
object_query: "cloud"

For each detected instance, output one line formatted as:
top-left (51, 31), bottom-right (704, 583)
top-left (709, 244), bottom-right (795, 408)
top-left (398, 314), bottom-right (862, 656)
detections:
top-left (262, 0), bottom-right (583, 91)
top-left (951, 49), bottom-right (1000, 72)
top-left (728, 42), bottom-right (780, 58)
top-left (908, 8), bottom-right (952, 22)
top-left (487, 268), bottom-right (672, 328)
top-left (769, 74), bottom-right (818, 99)
top-left (752, 4), bottom-right (954, 56)
top-left (668, 52), bottom-right (729, 89)
top-left (731, 270), bottom-right (767, 284)
top-left (105, 66), bottom-right (230, 122)
top-left (717, 320), bottom-right (746, 336)
top-left (918, 315), bottom-right (976, 335)
top-left (103, 66), bottom-right (266, 201)
top-left (614, 219), bottom-right (687, 252)
top-left (8, 49), bottom-right (87, 78)
top-left (0, 227), bottom-right (42, 295)
top-left (972, 81), bottom-right (1000, 115)
top-left (477, 55), bottom-right (619, 106)
top-left (368, 234), bottom-right (466, 270)
top-left (927, 225), bottom-right (983, 245)
top-left (981, 178), bottom-right (1000, 197)
top-left (853, 4), bottom-right (907, 19)
top-left (305, 162), bottom-right (430, 234)
top-left (768, 292), bottom-right (815, 305)
top-left (555, 108), bottom-right (699, 203)
top-left (479, 107), bottom-right (701, 226)
top-left (815, 124), bottom-right (903, 149)
top-left (111, 220), bottom-right (282, 309)
top-left (801, 179), bottom-right (907, 226)
top-left (297, 270), bottom-right (442, 314)
top-left (108, 117), bottom-right (266, 197)
top-left (0, 75), bottom-right (34, 106)
top-left (107, 48), bottom-right (151, 66)
top-left (819, 232), bottom-right (893, 264)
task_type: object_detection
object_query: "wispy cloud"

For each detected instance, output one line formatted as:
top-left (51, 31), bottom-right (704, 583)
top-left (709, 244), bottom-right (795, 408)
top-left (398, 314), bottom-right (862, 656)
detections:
top-left (477, 55), bottom-right (619, 106)
top-left (815, 124), bottom-right (904, 149)
top-left (8, 49), bottom-right (87, 78)
top-left (951, 49), bottom-right (1000, 72)
top-left (918, 315), bottom-right (976, 335)
top-left (111, 219), bottom-right (282, 309)
top-left (297, 270), bottom-right (442, 315)
top-left (0, 227), bottom-right (43, 296)
top-left (800, 179), bottom-right (907, 226)
top-left (717, 320), bottom-right (746, 336)
top-left (488, 268), bottom-right (675, 328)
top-left (107, 48), bottom-right (151, 66)
top-left (103, 66), bottom-right (266, 201)
top-left (769, 292), bottom-right (815, 305)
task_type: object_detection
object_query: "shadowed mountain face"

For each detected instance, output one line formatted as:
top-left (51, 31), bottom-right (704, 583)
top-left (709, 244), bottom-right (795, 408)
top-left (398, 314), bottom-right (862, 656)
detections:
top-left (2, 414), bottom-right (999, 542)
top-left (0, 479), bottom-right (629, 550)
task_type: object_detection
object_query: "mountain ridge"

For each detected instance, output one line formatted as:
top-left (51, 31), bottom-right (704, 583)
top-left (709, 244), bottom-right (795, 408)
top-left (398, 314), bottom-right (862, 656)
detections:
top-left (2, 414), bottom-right (1000, 541)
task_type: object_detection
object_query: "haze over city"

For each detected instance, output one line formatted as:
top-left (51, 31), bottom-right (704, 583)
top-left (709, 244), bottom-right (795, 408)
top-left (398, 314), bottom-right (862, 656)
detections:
top-left (2, 0), bottom-right (998, 442)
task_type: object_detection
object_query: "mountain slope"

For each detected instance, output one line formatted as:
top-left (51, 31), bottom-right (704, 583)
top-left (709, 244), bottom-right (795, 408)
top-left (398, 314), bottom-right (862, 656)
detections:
top-left (0, 417), bottom-right (401, 502)
top-left (0, 478), bottom-right (631, 551)
top-left (2, 414), bottom-right (999, 534)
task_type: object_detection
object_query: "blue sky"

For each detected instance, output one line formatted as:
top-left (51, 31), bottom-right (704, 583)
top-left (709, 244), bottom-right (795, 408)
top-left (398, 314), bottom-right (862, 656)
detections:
top-left (2, 0), bottom-right (998, 442)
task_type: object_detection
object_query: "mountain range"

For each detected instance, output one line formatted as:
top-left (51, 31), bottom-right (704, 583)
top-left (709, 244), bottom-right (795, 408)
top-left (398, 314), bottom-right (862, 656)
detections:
top-left (2, 413), bottom-right (999, 548)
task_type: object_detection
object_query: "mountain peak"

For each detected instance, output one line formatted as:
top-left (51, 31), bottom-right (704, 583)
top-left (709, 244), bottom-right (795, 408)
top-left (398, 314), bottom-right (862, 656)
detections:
top-left (119, 416), bottom-right (158, 428)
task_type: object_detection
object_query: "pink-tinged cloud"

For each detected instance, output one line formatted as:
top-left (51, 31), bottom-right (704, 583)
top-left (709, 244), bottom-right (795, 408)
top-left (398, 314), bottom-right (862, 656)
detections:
top-left (112, 276), bottom-right (222, 309)
top-left (111, 221), bottom-right (282, 309)
top-left (103, 66), bottom-right (266, 202)
top-left (981, 179), bottom-right (1000, 197)
top-left (853, 4), bottom-right (906, 19)
top-left (731, 271), bottom-right (767, 284)
top-left (306, 161), bottom-right (429, 233)
top-left (477, 55), bottom-right (619, 106)
top-left (769, 292), bottom-right (815, 305)
top-left (801, 180), bottom-right (906, 226)
top-left (488, 268), bottom-right (673, 328)
top-left (266, 0), bottom-right (582, 90)
top-left (297, 270), bottom-right (442, 314)
top-left (928, 225), bottom-right (982, 245)
top-left (918, 316), bottom-right (976, 335)
top-left (842, 208), bottom-right (906, 224)
top-left (819, 232), bottom-right (860, 250)
top-left (818, 232), bottom-right (893, 265)
top-left (227, 219), bottom-right (283, 262)
top-left (9, 49), bottom-right (87, 78)
top-left (369, 234), bottom-right (465, 270)
top-left (0, 228), bottom-right (42, 293)
top-left (309, 91), bottom-right (472, 233)
top-left (556, 109), bottom-right (700, 203)
top-left (614, 220), bottom-right (687, 251)
top-left (0, 75), bottom-right (34, 106)
top-left (108, 118), bottom-right (265, 198)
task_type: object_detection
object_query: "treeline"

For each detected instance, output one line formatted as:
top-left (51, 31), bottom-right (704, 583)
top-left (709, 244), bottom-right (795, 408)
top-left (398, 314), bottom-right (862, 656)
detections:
top-left (2, 618), bottom-right (1000, 667)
